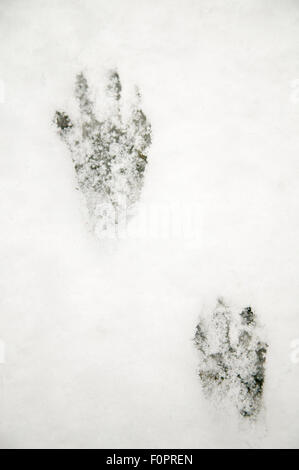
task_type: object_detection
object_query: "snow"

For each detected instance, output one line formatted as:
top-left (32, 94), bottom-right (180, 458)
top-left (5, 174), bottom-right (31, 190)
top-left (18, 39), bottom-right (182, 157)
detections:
top-left (0, 0), bottom-right (299, 448)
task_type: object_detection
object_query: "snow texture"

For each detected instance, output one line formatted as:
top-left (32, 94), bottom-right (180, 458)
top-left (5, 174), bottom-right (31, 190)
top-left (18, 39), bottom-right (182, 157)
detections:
top-left (1, 0), bottom-right (299, 449)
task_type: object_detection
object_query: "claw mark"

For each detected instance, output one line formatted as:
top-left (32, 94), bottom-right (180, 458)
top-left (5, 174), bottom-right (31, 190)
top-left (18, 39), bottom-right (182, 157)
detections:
top-left (194, 300), bottom-right (268, 419)
top-left (53, 70), bottom-right (151, 234)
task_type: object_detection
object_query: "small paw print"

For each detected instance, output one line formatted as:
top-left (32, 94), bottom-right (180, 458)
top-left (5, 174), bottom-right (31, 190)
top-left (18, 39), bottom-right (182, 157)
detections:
top-left (194, 299), bottom-right (268, 418)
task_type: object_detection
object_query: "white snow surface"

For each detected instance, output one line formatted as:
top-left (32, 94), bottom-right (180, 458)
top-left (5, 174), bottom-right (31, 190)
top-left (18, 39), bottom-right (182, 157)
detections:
top-left (0, 0), bottom-right (299, 448)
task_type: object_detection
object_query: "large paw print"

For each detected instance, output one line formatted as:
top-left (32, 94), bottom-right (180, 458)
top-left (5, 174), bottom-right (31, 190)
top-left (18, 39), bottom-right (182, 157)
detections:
top-left (53, 70), bottom-right (151, 234)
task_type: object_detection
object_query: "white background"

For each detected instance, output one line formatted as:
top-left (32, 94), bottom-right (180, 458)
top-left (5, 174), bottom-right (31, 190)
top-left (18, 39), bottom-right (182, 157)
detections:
top-left (0, 0), bottom-right (299, 448)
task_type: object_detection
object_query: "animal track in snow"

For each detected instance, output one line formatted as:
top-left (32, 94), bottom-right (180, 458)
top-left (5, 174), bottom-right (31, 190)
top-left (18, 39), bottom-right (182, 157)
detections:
top-left (54, 70), bottom-right (151, 235)
top-left (194, 299), bottom-right (268, 419)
